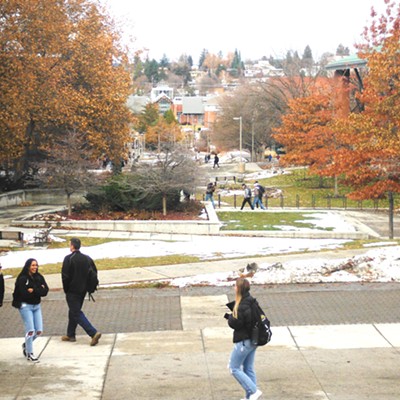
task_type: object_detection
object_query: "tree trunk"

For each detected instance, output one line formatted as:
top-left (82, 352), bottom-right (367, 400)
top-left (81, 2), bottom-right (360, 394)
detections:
top-left (162, 194), bottom-right (167, 216)
top-left (333, 175), bottom-right (339, 197)
top-left (67, 193), bottom-right (72, 216)
top-left (389, 191), bottom-right (394, 239)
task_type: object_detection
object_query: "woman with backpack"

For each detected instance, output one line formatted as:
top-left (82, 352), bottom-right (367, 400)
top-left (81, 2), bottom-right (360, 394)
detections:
top-left (15, 258), bottom-right (49, 363)
top-left (225, 278), bottom-right (262, 400)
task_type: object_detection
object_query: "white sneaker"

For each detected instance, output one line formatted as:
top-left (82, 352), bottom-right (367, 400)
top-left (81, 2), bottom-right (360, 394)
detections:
top-left (249, 389), bottom-right (262, 400)
top-left (27, 353), bottom-right (40, 363)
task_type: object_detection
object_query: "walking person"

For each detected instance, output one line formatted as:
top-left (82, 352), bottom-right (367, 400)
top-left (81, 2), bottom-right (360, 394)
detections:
top-left (205, 181), bottom-right (216, 208)
top-left (15, 258), bottom-right (49, 363)
top-left (225, 278), bottom-right (262, 400)
top-left (213, 154), bottom-right (220, 168)
top-left (252, 182), bottom-right (265, 210)
top-left (240, 184), bottom-right (254, 210)
top-left (61, 238), bottom-right (101, 346)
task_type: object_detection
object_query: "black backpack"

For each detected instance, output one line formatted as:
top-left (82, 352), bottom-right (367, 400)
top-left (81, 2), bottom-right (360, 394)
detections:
top-left (250, 299), bottom-right (272, 346)
top-left (86, 258), bottom-right (99, 301)
top-left (257, 185), bottom-right (265, 195)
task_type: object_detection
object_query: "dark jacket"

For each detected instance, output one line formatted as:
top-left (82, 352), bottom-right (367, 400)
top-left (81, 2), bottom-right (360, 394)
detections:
top-left (62, 250), bottom-right (94, 295)
top-left (17, 273), bottom-right (49, 305)
top-left (0, 273), bottom-right (4, 306)
top-left (227, 292), bottom-right (255, 343)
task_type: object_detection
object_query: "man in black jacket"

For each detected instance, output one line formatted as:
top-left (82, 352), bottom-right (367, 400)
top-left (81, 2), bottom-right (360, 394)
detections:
top-left (61, 238), bottom-right (101, 346)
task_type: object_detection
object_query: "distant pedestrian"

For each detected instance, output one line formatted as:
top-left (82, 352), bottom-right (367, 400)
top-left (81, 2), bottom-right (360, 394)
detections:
top-left (240, 184), bottom-right (254, 210)
top-left (61, 238), bottom-right (101, 346)
top-left (213, 154), bottom-right (220, 168)
top-left (15, 258), bottom-right (49, 363)
top-left (225, 278), bottom-right (262, 400)
top-left (0, 263), bottom-right (4, 307)
top-left (205, 182), bottom-right (216, 208)
top-left (252, 182), bottom-right (265, 210)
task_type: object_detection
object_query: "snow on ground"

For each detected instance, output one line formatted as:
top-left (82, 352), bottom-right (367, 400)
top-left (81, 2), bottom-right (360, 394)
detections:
top-left (0, 236), bottom-right (350, 269)
top-left (169, 246), bottom-right (400, 287)
top-left (1, 210), bottom-right (399, 286)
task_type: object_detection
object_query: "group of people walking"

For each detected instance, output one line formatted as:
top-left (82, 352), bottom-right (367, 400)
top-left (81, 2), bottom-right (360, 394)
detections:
top-left (241, 181), bottom-right (266, 211)
top-left (7, 237), bottom-right (101, 363)
top-left (205, 180), bottom-right (267, 211)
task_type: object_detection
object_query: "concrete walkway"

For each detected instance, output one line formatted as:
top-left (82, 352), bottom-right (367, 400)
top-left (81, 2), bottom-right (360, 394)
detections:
top-left (1, 243), bottom-right (400, 399)
top-left (1, 304), bottom-right (399, 399)
top-left (1, 203), bottom-right (400, 399)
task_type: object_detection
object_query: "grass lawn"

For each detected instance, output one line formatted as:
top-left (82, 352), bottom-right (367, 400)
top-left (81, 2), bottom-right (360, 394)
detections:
top-left (216, 168), bottom-right (399, 210)
top-left (217, 211), bottom-right (334, 231)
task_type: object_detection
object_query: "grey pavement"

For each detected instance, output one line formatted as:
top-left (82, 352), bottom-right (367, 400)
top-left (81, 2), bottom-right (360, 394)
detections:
top-left (1, 202), bottom-right (400, 399)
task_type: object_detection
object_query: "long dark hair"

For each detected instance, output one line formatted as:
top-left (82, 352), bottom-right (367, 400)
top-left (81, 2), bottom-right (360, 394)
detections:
top-left (17, 258), bottom-right (39, 279)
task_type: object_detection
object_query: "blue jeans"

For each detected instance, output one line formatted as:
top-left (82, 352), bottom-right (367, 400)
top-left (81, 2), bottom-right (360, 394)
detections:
top-left (252, 196), bottom-right (265, 210)
top-left (19, 303), bottom-right (43, 354)
top-left (66, 293), bottom-right (97, 338)
top-left (205, 193), bottom-right (215, 208)
top-left (229, 339), bottom-right (258, 399)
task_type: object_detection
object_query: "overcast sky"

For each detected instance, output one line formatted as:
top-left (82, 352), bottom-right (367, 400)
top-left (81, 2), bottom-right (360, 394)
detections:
top-left (100, 0), bottom-right (387, 63)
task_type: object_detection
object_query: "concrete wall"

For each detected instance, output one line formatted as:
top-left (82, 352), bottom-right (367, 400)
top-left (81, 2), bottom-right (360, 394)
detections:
top-left (11, 201), bottom-right (220, 236)
top-left (0, 189), bottom-right (85, 207)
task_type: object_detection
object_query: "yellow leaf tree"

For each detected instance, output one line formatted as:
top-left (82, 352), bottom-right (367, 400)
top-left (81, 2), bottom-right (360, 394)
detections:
top-left (0, 0), bottom-right (132, 188)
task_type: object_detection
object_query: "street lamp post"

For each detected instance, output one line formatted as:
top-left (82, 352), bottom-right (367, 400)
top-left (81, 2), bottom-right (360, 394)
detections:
top-left (233, 116), bottom-right (245, 173)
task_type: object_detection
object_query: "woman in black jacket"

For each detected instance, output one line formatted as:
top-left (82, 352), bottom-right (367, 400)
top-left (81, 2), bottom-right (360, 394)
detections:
top-left (226, 278), bottom-right (262, 400)
top-left (15, 258), bottom-right (49, 363)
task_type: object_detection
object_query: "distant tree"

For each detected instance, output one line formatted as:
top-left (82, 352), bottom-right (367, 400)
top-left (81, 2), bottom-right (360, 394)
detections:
top-left (132, 144), bottom-right (202, 215)
top-left (132, 53), bottom-right (144, 80)
top-left (159, 54), bottom-right (170, 68)
top-left (145, 119), bottom-right (182, 151)
top-left (171, 55), bottom-right (192, 85)
top-left (164, 109), bottom-right (177, 124)
top-left (199, 49), bottom-right (209, 70)
top-left (135, 103), bottom-right (159, 134)
top-left (302, 45), bottom-right (314, 68)
top-left (34, 131), bottom-right (100, 215)
top-left (336, 44), bottom-right (350, 56)
top-left (230, 49), bottom-right (243, 76)
top-left (144, 59), bottom-right (161, 83)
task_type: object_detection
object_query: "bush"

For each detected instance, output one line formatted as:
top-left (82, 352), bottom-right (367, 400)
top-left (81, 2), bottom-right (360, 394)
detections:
top-left (85, 174), bottom-right (185, 212)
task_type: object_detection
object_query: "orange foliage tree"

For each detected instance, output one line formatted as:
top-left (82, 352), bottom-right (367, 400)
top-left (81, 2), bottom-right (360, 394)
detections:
top-left (332, 1), bottom-right (400, 199)
top-left (273, 86), bottom-right (347, 193)
top-left (145, 118), bottom-right (183, 151)
top-left (0, 0), bottom-right (132, 187)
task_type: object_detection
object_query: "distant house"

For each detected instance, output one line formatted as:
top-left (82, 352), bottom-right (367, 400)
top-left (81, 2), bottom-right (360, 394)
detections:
top-left (153, 93), bottom-right (173, 114)
top-left (173, 96), bottom-right (204, 126)
top-left (150, 84), bottom-right (174, 102)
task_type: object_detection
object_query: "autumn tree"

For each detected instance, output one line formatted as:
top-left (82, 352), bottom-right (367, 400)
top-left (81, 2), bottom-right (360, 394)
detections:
top-left (0, 0), bottom-right (132, 189)
top-left (272, 88), bottom-right (345, 191)
top-left (145, 118), bottom-right (183, 151)
top-left (332, 1), bottom-right (400, 200)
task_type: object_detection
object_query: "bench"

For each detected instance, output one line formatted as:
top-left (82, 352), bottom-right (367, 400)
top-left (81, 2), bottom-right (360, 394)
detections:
top-left (33, 226), bottom-right (52, 244)
top-left (0, 231), bottom-right (24, 246)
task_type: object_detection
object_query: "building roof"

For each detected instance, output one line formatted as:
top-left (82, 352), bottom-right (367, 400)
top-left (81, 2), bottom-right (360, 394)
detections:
top-left (126, 95), bottom-right (150, 114)
top-left (325, 54), bottom-right (367, 71)
top-left (182, 97), bottom-right (204, 114)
